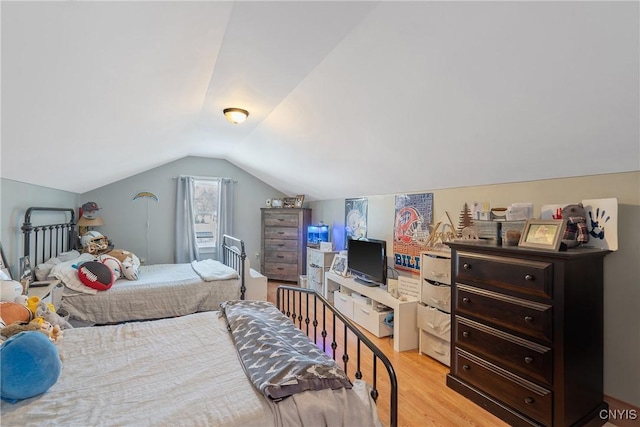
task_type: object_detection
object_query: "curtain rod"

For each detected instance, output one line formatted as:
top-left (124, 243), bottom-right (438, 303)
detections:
top-left (172, 175), bottom-right (237, 182)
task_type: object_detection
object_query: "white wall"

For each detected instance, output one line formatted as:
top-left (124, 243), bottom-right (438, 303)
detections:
top-left (309, 171), bottom-right (640, 407)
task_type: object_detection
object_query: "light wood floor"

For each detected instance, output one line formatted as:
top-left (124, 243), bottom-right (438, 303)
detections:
top-left (268, 281), bottom-right (509, 427)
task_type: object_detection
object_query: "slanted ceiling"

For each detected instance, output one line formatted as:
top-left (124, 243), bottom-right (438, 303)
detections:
top-left (1, 1), bottom-right (638, 200)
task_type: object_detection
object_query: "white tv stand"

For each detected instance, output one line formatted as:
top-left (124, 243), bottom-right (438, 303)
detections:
top-left (324, 271), bottom-right (418, 352)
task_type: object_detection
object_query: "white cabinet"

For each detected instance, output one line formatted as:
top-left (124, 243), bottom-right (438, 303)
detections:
top-left (326, 272), bottom-right (418, 351)
top-left (306, 249), bottom-right (337, 300)
top-left (28, 280), bottom-right (63, 311)
top-left (418, 249), bottom-right (452, 366)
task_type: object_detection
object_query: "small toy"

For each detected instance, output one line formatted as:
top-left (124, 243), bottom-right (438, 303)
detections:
top-left (561, 203), bottom-right (589, 248)
top-left (35, 301), bottom-right (73, 330)
top-left (0, 301), bottom-right (32, 327)
top-left (0, 331), bottom-right (62, 403)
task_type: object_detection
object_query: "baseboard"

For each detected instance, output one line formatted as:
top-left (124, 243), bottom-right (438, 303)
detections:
top-left (604, 395), bottom-right (639, 427)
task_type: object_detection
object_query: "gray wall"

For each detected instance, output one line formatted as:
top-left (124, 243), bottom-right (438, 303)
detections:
top-left (309, 171), bottom-right (640, 408)
top-left (80, 156), bottom-right (285, 268)
top-left (0, 178), bottom-right (79, 277)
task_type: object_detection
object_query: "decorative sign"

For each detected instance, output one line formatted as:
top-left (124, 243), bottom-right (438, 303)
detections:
top-left (393, 193), bottom-right (433, 273)
top-left (345, 197), bottom-right (368, 242)
top-left (397, 276), bottom-right (420, 299)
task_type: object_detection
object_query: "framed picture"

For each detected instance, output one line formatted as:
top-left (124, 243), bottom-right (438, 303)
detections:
top-left (271, 198), bottom-right (283, 208)
top-left (329, 254), bottom-right (348, 276)
top-left (294, 195), bottom-right (305, 208)
top-left (283, 197), bottom-right (296, 208)
top-left (19, 256), bottom-right (33, 281)
top-left (518, 219), bottom-right (567, 251)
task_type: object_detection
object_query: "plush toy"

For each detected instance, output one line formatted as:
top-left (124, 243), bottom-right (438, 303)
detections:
top-left (561, 203), bottom-right (589, 248)
top-left (1, 318), bottom-right (62, 343)
top-left (0, 331), bottom-right (62, 403)
top-left (0, 301), bottom-right (32, 328)
top-left (1, 280), bottom-right (23, 302)
top-left (35, 301), bottom-right (73, 330)
top-left (106, 249), bottom-right (140, 280)
top-left (78, 261), bottom-right (115, 291)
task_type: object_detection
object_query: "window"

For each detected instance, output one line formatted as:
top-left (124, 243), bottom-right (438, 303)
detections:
top-left (193, 179), bottom-right (219, 251)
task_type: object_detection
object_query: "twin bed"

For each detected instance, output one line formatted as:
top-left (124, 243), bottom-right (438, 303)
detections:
top-left (21, 207), bottom-right (247, 324)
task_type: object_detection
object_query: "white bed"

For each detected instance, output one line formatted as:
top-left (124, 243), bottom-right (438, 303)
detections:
top-left (0, 293), bottom-right (394, 427)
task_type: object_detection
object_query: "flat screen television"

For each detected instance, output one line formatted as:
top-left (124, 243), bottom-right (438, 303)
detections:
top-left (347, 238), bottom-right (387, 287)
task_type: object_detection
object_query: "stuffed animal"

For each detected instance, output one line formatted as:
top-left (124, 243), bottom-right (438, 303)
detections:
top-left (0, 331), bottom-right (62, 403)
top-left (106, 249), bottom-right (140, 280)
top-left (35, 301), bottom-right (73, 330)
top-left (1, 318), bottom-right (62, 343)
top-left (561, 203), bottom-right (589, 248)
top-left (0, 301), bottom-right (32, 328)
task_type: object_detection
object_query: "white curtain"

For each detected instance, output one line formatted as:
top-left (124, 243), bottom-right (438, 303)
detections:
top-left (175, 176), bottom-right (199, 263)
top-left (216, 178), bottom-right (235, 259)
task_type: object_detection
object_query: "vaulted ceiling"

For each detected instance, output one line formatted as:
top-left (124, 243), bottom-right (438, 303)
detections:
top-left (2, 1), bottom-right (638, 200)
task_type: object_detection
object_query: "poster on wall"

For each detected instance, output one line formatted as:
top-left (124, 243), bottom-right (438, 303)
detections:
top-left (345, 197), bottom-right (368, 243)
top-left (393, 193), bottom-right (433, 273)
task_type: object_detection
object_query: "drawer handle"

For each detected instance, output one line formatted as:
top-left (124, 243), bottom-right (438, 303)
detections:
top-left (277, 218), bottom-right (285, 221)
top-left (277, 255), bottom-right (284, 258)
top-left (524, 356), bottom-right (533, 364)
top-left (433, 348), bottom-right (446, 355)
top-left (462, 364), bottom-right (471, 371)
top-left (463, 263), bottom-right (471, 270)
top-left (525, 274), bottom-right (535, 281)
top-left (277, 231), bottom-right (285, 234)
top-left (277, 267), bottom-right (284, 270)
top-left (360, 308), bottom-right (370, 315)
top-left (278, 244), bottom-right (285, 247)
top-left (524, 397), bottom-right (535, 405)
top-left (462, 331), bottom-right (469, 338)
top-left (430, 297), bottom-right (443, 304)
top-left (339, 296), bottom-right (347, 302)
top-left (524, 316), bottom-right (534, 323)
top-left (462, 297), bottom-right (470, 303)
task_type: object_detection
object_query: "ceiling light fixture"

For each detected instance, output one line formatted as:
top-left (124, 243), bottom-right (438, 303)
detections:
top-left (223, 108), bottom-right (249, 125)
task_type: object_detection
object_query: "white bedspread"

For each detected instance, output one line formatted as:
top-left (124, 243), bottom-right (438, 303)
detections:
top-left (60, 263), bottom-right (240, 324)
top-left (0, 312), bottom-right (382, 427)
top-left (191, 258), bottom-right (239, 281)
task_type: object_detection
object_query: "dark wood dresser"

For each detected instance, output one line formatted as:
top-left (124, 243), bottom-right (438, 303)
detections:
top-left (447, 241), bottom-right (609, 427)
top-left (260, 208), bottom-right (311, 282)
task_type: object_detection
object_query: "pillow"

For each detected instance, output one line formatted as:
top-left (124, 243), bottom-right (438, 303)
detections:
top-left (78, 261), bottom-right (114, 291)
top-left (0, 331), bottom-right (62, 403)
top-left (48, 253), bottom-right (98, 295)
top-left (99, 254), bottom-right (123, 279)
top-left (34, 250), bottom-right (81, 281)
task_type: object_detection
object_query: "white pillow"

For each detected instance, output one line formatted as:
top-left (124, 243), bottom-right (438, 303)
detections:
top-left (49, 253), bottom-right (98, 295)
top-left (34, 250), bottom-right (81, 281)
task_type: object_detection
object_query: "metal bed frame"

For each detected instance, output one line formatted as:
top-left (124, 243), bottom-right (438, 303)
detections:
top-left (276, 285), bottom-right (399, 427)
top-left (21, 207), bottom-right (247, 299)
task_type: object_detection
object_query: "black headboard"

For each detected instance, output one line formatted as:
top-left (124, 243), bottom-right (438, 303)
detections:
top-left (22, 207), bottom-right (77, 267)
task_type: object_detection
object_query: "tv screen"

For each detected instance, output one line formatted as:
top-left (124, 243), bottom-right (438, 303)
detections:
top-left (347, 238), bottom-right (387, 286)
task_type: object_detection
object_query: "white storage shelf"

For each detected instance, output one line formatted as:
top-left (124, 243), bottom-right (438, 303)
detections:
top-left (418, 250), bottom-right (453, 366)
top-left (325, 272), bottom-right (418, 352)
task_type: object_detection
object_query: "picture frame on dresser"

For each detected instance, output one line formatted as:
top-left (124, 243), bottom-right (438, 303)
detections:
top-left (518, 219), bottom-right (567, 251)
top-left (270, 198), bottom-right (283, 208)
top-left (294, 195), bottom-right (305, 208)
top-left (329, 254), bottom-right (348, 276)
top-left (283, 197), bottom-right (296, 208)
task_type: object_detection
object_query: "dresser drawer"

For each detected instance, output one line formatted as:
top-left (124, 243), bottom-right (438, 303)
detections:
top-left (264, 227), bottom-right (300, 240)
top-left (421, 280), bottom-right (451, 312)
top-left (457, 252), bottom-right (553, 299)
top-left (417, 304), bottom-right (451, 342)
top-left (264, 263), bottom-right (298, 281)
top-left (353, 301), bottom-right (392, 338)
top-left (455, 316), bottom-right (552, 385)
top-left (455, 285), bottom-right (552, 342)
top-left (263, 213), bottom-right (300, 228)
top-left (264, 250), bottom-right (298, 263)
top-left (419, 329), bottom-right (450, 366)
top-left (264, 239), bottom-right (299, 252)
top-left (453, 348), bottom-right (552, 426)
top-left (421, 254), bottom-right (451, 285)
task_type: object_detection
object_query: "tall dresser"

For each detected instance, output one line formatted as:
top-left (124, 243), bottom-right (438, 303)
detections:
top-left (261, 208), bottom-right (311, 282)
top-left (446, 241), bottom-right (609, 427)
